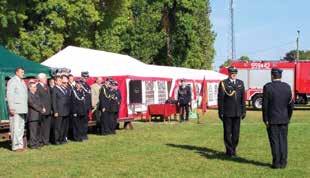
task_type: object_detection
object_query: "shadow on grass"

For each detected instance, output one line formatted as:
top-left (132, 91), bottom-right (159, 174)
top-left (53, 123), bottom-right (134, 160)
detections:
top-left (0, 140), bottom-right (11, 150)
top-left (166, 144), bottom-right (270, 167)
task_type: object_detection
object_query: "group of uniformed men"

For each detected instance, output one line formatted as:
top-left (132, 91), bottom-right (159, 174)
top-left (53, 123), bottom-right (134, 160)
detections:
top-left (7, 66), bottom-right (295, 169)
top-left (218, 66), bottom-right (294, 169)
top-left (7, 68), bottom-right (121, 151)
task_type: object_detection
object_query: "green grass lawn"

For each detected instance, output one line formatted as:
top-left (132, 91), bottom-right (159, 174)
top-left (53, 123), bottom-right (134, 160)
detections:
top-left (0, 109), bottom-right (309, 178)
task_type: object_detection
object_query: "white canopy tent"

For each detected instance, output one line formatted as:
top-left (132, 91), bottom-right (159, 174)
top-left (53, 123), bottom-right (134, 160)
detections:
top-left (42, 46), bottom-right (226, 81)
top-left (42, 46), bottom-right (226, 115)
top-left (42, 46), bottom-right (147, 77)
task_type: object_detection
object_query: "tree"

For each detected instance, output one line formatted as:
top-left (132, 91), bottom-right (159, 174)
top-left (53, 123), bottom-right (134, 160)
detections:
top-left (95, 0), bottom-right (132, 53)
top-left (1, 0), bottom-right (101, 62)
top-left (239, 56), bottom-right (250, 62)
top-left (283, 50), bottom-right (310, 61)
top-left (125, 0), bottom-right (166, 64)
top-left (0, 0), bottom-right (215, 69)
top-left (221, 59), bottom-right (232, 67)
top-left (168, 0), bottom-right (215, 69)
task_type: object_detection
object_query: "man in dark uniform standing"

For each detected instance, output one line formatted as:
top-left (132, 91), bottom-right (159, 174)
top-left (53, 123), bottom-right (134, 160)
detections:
top-left (177, 79), bottom-right (192, 122)
top-left (71, 81), bottom-right (87, 142)
top-left (27, 82), bottom-right (45, 149)
top-left (52, 76), bottom-right (71, 145)
top-left (99, 79), bottom-right (114, 135)
top-left (60, 75), bottom-right (72, 143)
top-left (80, 72), bottom-right (91, 140)
top-left (218, 66), bottom-right (246, 157)
top-left (110, 81), bottom-right (122, 130)
top-left (263, 68), bottom-right (294, 169)
top-left (36, 73), bottom-right (52, 146)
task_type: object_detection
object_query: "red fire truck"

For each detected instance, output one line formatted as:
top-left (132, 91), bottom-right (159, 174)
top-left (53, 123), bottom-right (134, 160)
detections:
top-left (219, 60), bottom-right (310, 109)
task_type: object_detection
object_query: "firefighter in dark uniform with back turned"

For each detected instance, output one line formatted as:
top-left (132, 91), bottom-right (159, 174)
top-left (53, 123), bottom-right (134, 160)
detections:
top-left (262, 68), bottom-right (294, 169)
top-left (218, 66), bottom-right (246, 157)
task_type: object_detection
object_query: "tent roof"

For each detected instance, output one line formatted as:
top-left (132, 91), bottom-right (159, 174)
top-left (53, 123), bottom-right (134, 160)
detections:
top-left (42, 46), bottom-right (226, 81)
top-left (0, 46), bottom-right (51, 121)
top-left (42, 46), bottom-right (146, 77)
top-left (142, 64), bottom-right (226, 81)
top-left (0, 46), bottom-right (50, 77)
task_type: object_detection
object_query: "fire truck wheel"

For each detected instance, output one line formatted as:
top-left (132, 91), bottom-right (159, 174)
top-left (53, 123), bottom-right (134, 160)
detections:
top-left (252, 95), bottom-right (263, 110)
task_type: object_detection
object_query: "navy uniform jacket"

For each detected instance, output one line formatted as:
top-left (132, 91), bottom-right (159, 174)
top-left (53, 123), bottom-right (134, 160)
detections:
top-left (218, 78), bottom-right (246, 118)
top-left (262, 80), bottom-right (294, 125)
top-left (80, 81), bottom-right (92, 111)
top-left (71, 88), bottom-right (87, 116)
top-left (28, 91), bottom-right (43, 122)
top-left (36, 83), bottom-right (52, 115)
top-left (177, 86), bottom-right (192, 105)
top-left (52, 86), bottom-right (71, 117)
top-left (99, 85), bottom-right (112, 112)
top-left (110, 89), bottom-right (122, 113)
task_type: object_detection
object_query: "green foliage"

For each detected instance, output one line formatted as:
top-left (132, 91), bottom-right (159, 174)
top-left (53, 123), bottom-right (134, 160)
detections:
top-left (95, 0), bottom-right (132, 53)
top-left (0, 0), bottom-right (215, 69)
top-left (127, 0), bottom-right (166, 64)
top-left (221, 59), bottom-right (232, 67)
top-left (169, 0), bottom-right (215, 69)
top-left (284, 50), bottom-right (310, 61)
top-left (239, 55), bottom-right (250, 61)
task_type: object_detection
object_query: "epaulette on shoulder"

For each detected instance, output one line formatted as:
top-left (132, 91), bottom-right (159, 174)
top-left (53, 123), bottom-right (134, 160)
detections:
top-left (265, 82), bottom-right (272, 87)
top-left (236, 79), bottom-right (243, 83)
top-left (222, 78), bottom-right (229, 83)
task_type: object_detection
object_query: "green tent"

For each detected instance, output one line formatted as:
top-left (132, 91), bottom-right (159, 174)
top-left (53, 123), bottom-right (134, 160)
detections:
top-left (0, 46), bottom-right (50, 120)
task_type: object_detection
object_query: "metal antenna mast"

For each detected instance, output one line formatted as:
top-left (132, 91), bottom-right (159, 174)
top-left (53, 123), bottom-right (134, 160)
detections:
top-left (230, 0), bottom-right (236, 60)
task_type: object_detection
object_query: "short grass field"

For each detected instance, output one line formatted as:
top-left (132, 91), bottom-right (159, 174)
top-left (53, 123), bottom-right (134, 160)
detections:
top-left (0, 109), bottom-right (309, 178)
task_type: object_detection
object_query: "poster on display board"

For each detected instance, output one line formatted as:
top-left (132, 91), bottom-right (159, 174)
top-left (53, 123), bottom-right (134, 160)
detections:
top-left (207, 82), bottom-right (219, 106)
top-left (145, 81), bottom-right (155, 105)
top-left (157, 81), bottom-right (167, 104)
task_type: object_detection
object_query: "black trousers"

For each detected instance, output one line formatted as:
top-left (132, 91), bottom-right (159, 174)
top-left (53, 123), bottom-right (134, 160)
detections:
top-left (72, 116), bottom-right (83, 141)
top-left (223, 117), bottom-right (241, 155)
top-left (100, 112), bottom-right (115, 135)
top-left (112, 112), bottom-right (119, 129)
top-left (53, 116), bottom-right (63, 144)
top-left (40, 115), bottom-right (51, 145)
top-left (93, 109), bottom-right (102, 133)
top-left (81, 114), bottom-right (89, 140)
top-left (28, 120), bottom-right (40, 148)
top-left (179, 104), bottom-right (189, 121)
top-left (267, 124), bottom-right (288, 167)
top-left (61, 116), bottom-right (70, 142)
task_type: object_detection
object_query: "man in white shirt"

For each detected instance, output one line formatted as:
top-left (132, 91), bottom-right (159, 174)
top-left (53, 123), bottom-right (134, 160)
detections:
top-left (91, 77), bottom-right (103, 109)
top-left (7, 67), bottom-right (28, 151)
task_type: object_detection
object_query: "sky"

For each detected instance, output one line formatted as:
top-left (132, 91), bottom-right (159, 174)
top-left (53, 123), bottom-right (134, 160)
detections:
top-left (210, 0), bottom-right (310, 69)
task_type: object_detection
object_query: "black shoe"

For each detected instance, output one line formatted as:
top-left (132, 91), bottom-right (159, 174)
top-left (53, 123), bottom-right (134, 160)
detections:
top-left (225, 152), bottom-right (233, 157)
top-left (280, 164), bottom-right (287, 169)
top-left (73, 139), bottom-right (83, 142)
top-left (271, 164), bottom-right (281, 169)
top-left (29, 146), bottom-right (39, 149)
top-left (232, 149), bottom-right (237, 157)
